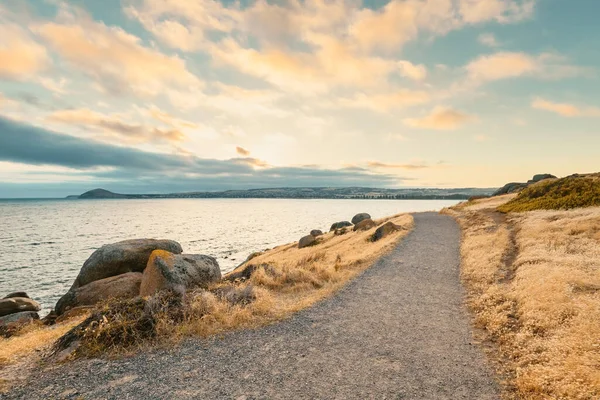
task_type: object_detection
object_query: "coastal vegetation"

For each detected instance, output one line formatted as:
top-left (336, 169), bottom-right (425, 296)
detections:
top-left (444, 189), bottom-right (600, 399)
top-left (0, 213), bottom-right (412, 391)
top-left (498, 173), bottom-right (600, 213)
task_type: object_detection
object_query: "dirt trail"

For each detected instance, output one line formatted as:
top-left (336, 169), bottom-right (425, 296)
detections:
top-left (4, 213), bottom-right (499, 400)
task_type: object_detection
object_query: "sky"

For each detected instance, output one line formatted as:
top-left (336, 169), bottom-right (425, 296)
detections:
top-left (0, 0), bottom-right (598, 197)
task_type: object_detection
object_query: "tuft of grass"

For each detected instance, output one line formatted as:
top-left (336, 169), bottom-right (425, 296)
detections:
top-left (498, 173), bottom-right (600, 213)
top-left (447, 195), bottom-right (600, 399)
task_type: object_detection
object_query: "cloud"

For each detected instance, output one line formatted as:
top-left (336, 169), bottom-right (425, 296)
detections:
top-left (404, 106), bottom-right (474, 130)
top-left (478, 33), bottom-right (499, 47)
top-left (209, 37), bottom-right (395, 94)
top-left (397, 61), bottom-right (428, 81)
top-left (47, 108), bottom-right (186, 143)
top-left (0, 116), bottom-right (405, 192)
top-left (337, 90), bottom-right (431, 112)
top-left (465, 51), bottom-right (587, 83)
top-left (236, 146), bottom-right (250, 156)
top-left (34, 7), bottom-right (202, 98)
top-left (367, 161), bottom-right (429, 170)
top-left (459, 0), bottom-right (535, 24)
top-left (531, 98), bottom-right (600, 117)
top-left (0, 22), bottom-right (49, 80)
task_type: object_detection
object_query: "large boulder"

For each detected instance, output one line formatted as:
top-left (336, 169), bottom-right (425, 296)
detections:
top-left (0, 311), bottom-right (39, 326)
top-left (298, 235), bottom-right (316, 249)
top-left (0, 297), bottom-right (41, 317)
top-left (310, 229), bottom-right (323, 237)
top-left (371, 222), bottom-right (404, 242)
top-left (330, 221), bottom-right (353, 231)
top-left (353, 218), bottom-right (376, 231)
top-left (71, 239), bottom-right (183, 289)
top-left (55, 272), bottom-right (142, 315)
top-left (140, 251), bottom-right (221, 297)
top-left (351, 213), bottom-right (371, 225)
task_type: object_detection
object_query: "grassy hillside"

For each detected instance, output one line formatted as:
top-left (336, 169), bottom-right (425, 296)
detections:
top-left (498, 173), bottom-right (600, 213)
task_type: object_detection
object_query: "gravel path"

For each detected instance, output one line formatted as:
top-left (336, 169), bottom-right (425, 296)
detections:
top-left (5, 212), bottom-right (499, 400)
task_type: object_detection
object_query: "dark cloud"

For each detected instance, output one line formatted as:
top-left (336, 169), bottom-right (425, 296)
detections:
top-left (0, 117), bottom-right (406, 197)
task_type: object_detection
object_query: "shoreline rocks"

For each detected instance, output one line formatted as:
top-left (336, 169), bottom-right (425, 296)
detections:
top-left (71, 239), bottom-right (183, 289)
top-left (351, 213), bottom-right (371, 225)
top-left (298, 235), bottom-right (317, 249)
top-left (371, 222), bottom-right (404, 242)
top-left (55, 272), bottom-right (143, 315)
top-left (330, 221), bottom-right (353, 231)
top-left (0, 296), bottom-right (41, 317)
top-left (140, 251), bottom-right (221, 297)
top-left (353, 218), bottom-right (376, 231)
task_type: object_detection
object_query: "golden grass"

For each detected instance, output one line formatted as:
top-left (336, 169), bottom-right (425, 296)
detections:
top-left (51, 213), bottom-right (413, 358)
top-left (0, 316), bottom-right (88, 393)
top-left (446, 196), bottom-right (600, 399)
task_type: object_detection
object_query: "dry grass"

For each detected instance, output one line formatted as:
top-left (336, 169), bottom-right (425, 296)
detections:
top-left (446, 196), bottom-right (600, 399)
top-left (50, 213), bottom-right (413, 358)
top-left (0, 316), bottom-right (88, 393)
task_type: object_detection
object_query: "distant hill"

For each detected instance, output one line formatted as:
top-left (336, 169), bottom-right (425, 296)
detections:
top-left (78, 188), bottom-right (129, 199)
top-left (70, 186), bottom-right (496, 200)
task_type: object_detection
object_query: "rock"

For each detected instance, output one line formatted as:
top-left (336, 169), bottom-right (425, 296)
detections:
top-left (71, 239), bottom-right (183, 289)
top-left (353, 218), bottom-right (376, 231)
top-left (330, 221), bottom-right (353, 231)
top-left (3, 292), bottom-right (30, 299)
top-left (334, 227), bottom-right (349, 236)
top-left (224, 263), bottom-right (276, 283)
top-left (493, 174), bottom-right (557, 196)
top-left (55, 272), bottom-right (143, 315)
top-left (310, 229), bottom-right (323, 237)
top-left (140, 251), bottom-right (221, 297)
top-left (0, 297), bottom-right (41, 317)
top-left (371, 222), bottom-right (403, 242)
top-left (529, 173), bottom-right (556, 183)
top-left (492, 182), bottom-right (528, 196)
top-left (0, 311), bottom-right (40, 326)
top-left (298, 235), bottom-right (317, 249)
top-left (351, 213), bottom-right (371, 225)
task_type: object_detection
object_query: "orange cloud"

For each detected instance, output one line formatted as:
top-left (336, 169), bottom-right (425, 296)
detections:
top-left (236, 146), bottom-right (250, 156)
top-left (47, 108), bottom-right (185, 142)
top-left (0, 23), bottom-right (49, 80)
top-left (465, 51), bottom-right (586, 83)
top-left (532, 98), bottom-right (600, 117)
top-left (404, 107), bottom-right (474, 130)
top-left (35, 11), bottom-right (201, 98)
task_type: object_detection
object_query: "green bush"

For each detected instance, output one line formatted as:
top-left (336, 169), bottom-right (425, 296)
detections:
top-left (498, 174), bottom-right (600, 212)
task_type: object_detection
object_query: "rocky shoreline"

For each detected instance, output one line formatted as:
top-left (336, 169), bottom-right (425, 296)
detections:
top-left (1, 212), bottom-right (405, 352)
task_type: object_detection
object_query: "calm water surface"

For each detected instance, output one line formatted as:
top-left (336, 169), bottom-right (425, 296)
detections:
top-left (0, 198), bottom-right (458, 314)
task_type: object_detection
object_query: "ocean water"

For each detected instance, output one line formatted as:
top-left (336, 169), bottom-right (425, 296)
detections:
top-left (0, 198), bottom-right (459, 314)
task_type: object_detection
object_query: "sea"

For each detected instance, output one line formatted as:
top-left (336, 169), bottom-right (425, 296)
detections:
top-left (0, 198), bottom-right (459, 315)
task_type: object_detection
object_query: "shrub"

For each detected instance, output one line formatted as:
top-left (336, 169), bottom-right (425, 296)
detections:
top-left (498, 174), bottom-right (600, 212)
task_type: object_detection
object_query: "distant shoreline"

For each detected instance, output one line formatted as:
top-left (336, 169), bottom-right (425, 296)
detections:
top-left (63, 187), bottom-right (496, 201)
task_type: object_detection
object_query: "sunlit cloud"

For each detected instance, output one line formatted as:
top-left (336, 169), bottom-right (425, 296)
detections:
top-left (532, 98), bottom-right (600, 117)
top-left (0, 23), bottom-right (49, 80)
top-left (404, 106), bottom-right (474, 130)
top-left (47, 108), bottom-right (186, 143)
top-left (34, 6), bottom-right (202, 99)
top-left (478, 33), bottom-right (500, 47)
top-left (367, 161), bottom-right (430, 170)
